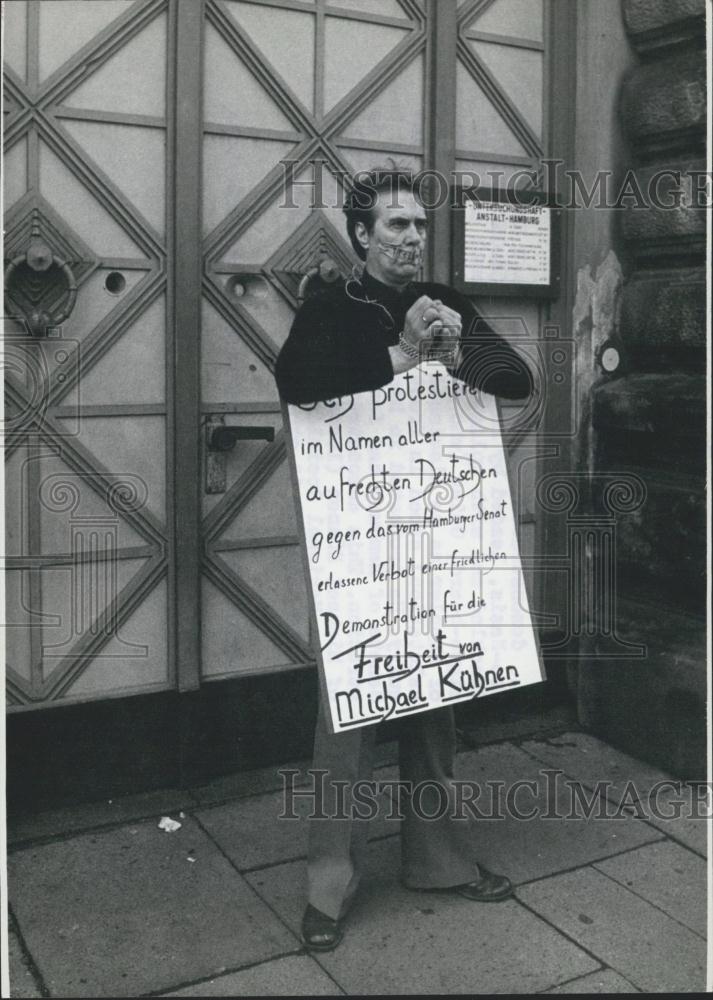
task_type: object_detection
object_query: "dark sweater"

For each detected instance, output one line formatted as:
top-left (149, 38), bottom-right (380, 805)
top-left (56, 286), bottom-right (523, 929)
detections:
top-left (275, 269), bottom-right (532, 405)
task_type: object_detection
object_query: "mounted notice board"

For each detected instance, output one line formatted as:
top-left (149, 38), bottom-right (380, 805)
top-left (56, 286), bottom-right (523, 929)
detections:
top-left (452, 187), bottom-right (562, 299)
top-left (283, 363), bottom-right (544, 735)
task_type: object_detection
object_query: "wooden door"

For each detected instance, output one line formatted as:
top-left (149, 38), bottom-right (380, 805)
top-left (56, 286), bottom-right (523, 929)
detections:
top-left (4, 0), bottom-right (176, 708)
top-left (454, 0), bottom-right (568, 627)
top-left (198, 0), bottom-right (431, 681)
top-left (4, 0), bottom-right (572, 709)
top-left (197, 0), bottom-right (570, 682)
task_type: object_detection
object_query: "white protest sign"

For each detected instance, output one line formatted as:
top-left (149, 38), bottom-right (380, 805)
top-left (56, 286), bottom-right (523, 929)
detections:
top-left (285, 363), bottom-right (543, 734)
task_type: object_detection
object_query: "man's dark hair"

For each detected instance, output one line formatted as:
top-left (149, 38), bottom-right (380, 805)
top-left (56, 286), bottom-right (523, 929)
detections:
top-left (343, 166), bottom-right (422, 261)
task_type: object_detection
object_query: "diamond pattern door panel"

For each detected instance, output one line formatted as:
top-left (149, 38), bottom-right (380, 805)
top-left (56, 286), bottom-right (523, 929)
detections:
top-left (199, 0), bottom-right (559, 680)
top-left (200, 0), bottom-right (428, 679)
top-left (3, 0), bottom-right (172, 708)
top-left (455, 0), bottom-right (545, 178)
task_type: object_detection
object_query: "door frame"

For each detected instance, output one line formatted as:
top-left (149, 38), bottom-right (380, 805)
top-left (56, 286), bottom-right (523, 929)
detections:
top-left (171, 0), bottom-right (204, 692)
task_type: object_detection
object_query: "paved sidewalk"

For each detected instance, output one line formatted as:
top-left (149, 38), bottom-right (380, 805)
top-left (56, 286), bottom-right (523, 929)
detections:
top-left (6, 731), bottom-right (709, 996)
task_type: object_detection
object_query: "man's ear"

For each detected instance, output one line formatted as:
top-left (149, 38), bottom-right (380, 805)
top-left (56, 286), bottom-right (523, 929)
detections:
top-left (354, 221), bottom-right (370, 253)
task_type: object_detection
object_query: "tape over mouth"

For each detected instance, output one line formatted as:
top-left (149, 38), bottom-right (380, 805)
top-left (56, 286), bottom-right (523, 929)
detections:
top-left (377, 242), bottom-right (423, 265)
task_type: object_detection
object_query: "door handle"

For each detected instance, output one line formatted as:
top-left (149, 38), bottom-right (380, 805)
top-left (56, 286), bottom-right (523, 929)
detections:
top-left (205, 416), bottom-right (275, 494)
top-left (208, 423), bottom-right (275, 451)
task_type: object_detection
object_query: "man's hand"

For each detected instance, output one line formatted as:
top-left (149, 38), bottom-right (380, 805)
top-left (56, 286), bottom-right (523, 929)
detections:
top-left (431, 302), bottom-right (463, 340)
top-left (406, 297), bottom-right (462, 342)
top-left (430, 301), bottom-right (463, 369)
top-left (390, 296), bottom-right (463, 374)
top-left (402, 295), bottom-right (440, 349)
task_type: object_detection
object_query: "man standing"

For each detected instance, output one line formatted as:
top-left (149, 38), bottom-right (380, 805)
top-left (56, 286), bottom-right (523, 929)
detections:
top-left (275, 168), bottom-right (532, 951)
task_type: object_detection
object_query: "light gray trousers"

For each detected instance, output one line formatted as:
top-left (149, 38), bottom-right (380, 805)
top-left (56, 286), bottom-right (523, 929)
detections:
top-left (307, 697), bottom-right (483, 919)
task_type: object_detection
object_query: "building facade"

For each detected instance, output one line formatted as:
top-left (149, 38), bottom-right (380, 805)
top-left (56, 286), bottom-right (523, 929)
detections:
top-left (2, 0), bottom-right (708, 807)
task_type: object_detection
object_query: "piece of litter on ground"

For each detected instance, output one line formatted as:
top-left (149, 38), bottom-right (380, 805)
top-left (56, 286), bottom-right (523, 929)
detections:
top-left (158, 815), bottom-right (182, 833)
top-left (187, 856), bottom-right (196, 863)
top-left (179, 811), bottom-right (186, 819)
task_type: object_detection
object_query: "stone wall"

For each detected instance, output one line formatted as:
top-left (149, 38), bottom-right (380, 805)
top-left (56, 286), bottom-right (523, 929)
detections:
top-left (578, 0), bottom-right (707, 778)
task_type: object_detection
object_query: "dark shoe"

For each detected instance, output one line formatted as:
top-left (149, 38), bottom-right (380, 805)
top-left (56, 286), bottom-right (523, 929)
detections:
top-left (455, 865), bottom-right (514, 902)
top-left (300, 904), bottom-right (343, 952)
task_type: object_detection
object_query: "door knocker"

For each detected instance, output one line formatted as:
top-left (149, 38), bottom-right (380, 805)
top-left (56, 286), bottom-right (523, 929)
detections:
top-left (297, 254), bottom-right (344, 301)
top-left (4, 211), bottom-right (79, 336)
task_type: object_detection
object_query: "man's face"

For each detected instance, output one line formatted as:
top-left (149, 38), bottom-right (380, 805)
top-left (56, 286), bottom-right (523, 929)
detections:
top-left (357, 189), bottom-right (428, 287)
